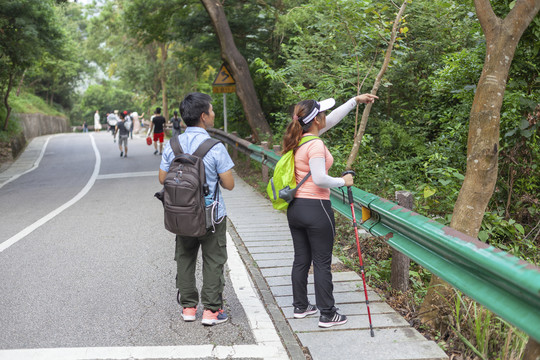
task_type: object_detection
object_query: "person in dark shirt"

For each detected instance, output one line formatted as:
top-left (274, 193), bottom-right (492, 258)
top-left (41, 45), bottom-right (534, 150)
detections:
top-left (150, 107), bottom-right (166, 155)
top-left (169, 110), bottom-right (183, 138)
top-left (114, 112), bottom-right (130, 158)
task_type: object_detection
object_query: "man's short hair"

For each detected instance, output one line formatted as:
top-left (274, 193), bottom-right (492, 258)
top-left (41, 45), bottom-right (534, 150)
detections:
top-left (180, 92), bottom-right (212, 127)
top-left (156, 107), bottom-right (161, 114)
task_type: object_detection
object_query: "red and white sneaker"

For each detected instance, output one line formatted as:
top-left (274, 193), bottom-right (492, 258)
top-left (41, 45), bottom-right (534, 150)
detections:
top-left (181, 307), bottom-right (197, 322)
top-left (201, 309), bottom-right (228, 326)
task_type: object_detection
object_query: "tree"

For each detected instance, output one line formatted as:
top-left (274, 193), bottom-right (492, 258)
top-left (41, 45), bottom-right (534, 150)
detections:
top-left (0, 0), bottom-right (63, 130)
top-left (200, 0), bottom-right (272, 142)
top-left (419, 0), bottom-right (540, 355)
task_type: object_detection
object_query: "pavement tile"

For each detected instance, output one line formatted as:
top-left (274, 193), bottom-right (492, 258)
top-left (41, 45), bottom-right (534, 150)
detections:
top-left (274, 291), bottom-right (381, 308)
top-left (297, 329), bottom-right (447, 360)
top-left (289, 313), bottom-right (409, 332)
top-left (281, 301), bottom-right (394, 318)
top-left (251, 252), bottom-right (294, 261)
top-left (248, 246), bottom-right (293, 254)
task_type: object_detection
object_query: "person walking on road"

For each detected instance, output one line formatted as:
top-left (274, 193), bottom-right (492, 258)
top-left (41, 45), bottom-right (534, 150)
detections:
top-left (158, 92), bottom-right (235, 326)
top-left (150, 107), bottom-right (166, 155)
top-left (94, 110), bottom-right (102, 132)
top-left (107, 111), bottom-right (119, 142)
top-left (169, 110), bottom-right (183, 138)
top-left (283, 93), bottom-right (377, 328)
top-left (115, 112), bottom-right (130, 158)
top-left (83, 120), bottom-right (88, 133)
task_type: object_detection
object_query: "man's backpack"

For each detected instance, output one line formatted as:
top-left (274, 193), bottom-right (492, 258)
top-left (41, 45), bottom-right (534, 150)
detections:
top-left (158, 135), bottom-right (221, 237)
top-left (124, 117), bottom-right (132, 131)
top-left (266, 135), bottom-right (320, 210)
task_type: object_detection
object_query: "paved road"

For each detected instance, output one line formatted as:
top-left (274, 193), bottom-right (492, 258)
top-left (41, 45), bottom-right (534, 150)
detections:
top-left (0, 132), bottom-right (288, 360)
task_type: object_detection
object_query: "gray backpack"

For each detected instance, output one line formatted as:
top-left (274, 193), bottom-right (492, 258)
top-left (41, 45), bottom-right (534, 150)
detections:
top-left (159, 136), bottom-right (221, 237)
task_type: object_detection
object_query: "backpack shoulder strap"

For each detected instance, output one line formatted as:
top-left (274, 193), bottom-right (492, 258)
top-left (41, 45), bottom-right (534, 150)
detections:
top-left (193, 138), bottom-right (221, 159)
top-left (297, 135), bottom-right (320, 148)
top-left (170, 135), bottom-right (183, 156)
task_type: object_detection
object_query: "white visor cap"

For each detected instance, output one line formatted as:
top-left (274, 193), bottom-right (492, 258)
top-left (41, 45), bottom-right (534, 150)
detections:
top-left (298, 98), bottom-right (336, 128)
top-left (318, 98), bottom-right (336, 112)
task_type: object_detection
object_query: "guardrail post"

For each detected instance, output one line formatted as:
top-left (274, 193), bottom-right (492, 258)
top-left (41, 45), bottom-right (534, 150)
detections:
top-left (391, 190), bottom-right (412, 292)
top-left (261, 141), bottom-right (269, 183)
top-left (231, 131), bottom-right (239, 161)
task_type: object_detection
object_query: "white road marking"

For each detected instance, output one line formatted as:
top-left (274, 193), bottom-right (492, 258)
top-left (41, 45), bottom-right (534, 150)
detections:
top-left (0, 134), bottom-right (101, 253)
top-left (97, 171), bottom-right (156, 180)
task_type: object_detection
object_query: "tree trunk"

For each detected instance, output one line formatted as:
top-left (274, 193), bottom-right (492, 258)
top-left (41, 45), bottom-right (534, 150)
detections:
top-left (159, 42), bottom-right (169, 121)
top-left (3, 73), bottom-right (14, 131)
top-left (200, 0), bottom-right (272, 143)
top-left (345, 1), bottom-right (408, 169)
top-left (16, 70), bottom-right (26, 97)
top-left (419, 0), bottom-right (540, 334)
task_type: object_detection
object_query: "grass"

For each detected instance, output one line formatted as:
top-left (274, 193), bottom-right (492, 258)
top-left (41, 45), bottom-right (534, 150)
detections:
top-left (8, 91), bottom-right (65, 117)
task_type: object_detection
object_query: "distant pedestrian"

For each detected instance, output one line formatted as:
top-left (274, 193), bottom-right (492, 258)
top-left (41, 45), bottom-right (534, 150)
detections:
top-left (123, 111), bottom-right (132, 139)
top-left (83, 120), bottom-right (88, 133)
top-left (283, 93), bottom-right (377, 328)
top-left (159, 92), bottom-right (235, 326)
top-left (94, 110), bottom-right (102, 132)
top-left (131, 111), bottom-right (140, 136)
top-left (107, 112), bottom-right (119, 142)
top-left (115, 112), bottom-right (130, 158)
top-left (170, 110), bottom-right (183, 138)
top-left (150, 107), bottom-right (166, 155)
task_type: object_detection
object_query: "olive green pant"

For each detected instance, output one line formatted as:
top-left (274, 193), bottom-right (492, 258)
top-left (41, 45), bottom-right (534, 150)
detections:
top-left (175, 219), bottom-right (227, 312)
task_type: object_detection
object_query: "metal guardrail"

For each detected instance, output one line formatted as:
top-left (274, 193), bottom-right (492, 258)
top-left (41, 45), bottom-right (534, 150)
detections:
top-left (207, 127), bottom-right (540, 342)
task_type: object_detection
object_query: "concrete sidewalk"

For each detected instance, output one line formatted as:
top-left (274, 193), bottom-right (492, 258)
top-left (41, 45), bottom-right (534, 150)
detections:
top-left (223, 177), bottom-right (448, 360)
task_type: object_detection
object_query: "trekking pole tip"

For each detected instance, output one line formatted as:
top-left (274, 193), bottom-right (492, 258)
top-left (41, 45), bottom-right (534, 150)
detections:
top-left (370, 329), bottom-right (375, 337)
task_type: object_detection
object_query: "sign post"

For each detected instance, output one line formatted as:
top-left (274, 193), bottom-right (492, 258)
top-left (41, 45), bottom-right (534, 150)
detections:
top-left (212, 63), bottom-right (236, 133)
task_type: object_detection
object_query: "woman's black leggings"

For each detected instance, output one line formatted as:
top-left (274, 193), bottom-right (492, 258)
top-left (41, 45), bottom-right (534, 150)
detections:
top-left (287, 198), bottom-right (336, 316)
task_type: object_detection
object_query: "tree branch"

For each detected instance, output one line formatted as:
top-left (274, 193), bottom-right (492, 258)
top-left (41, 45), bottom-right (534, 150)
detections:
top-left (474, 0), bottom-right (499, 43)
top-left (504, 0), bottom-right (540, 40)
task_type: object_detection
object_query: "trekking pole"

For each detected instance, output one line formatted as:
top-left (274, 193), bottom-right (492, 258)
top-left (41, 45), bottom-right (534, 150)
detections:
top-left (342, 170), bottom-right (375, 337)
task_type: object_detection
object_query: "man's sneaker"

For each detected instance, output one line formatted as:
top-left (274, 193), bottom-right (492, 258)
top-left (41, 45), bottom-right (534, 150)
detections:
top-left (318, 312), bottom-right (348, 328)
top-left (153, 150), bottom-right (158, 155)
top-left (201, 309), bottom-right (228, 326)
top-left (120, 151), bottom-right (123, 157)
top-left (294, 304), bottom-right (318, 319)
top-left (181, 307), bottom-right (197, 322)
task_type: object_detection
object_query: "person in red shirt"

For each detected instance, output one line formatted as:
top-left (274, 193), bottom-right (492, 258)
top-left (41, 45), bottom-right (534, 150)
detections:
top-left (150, 107), bottom-right (166, 155)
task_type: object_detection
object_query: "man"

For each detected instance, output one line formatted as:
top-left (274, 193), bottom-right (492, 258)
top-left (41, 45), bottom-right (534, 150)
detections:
top-left (159, 92), bottom-right (235, 326)
top-left (149, 107), bottom-right (166, 155)
top-left (107, 111), bottom-right (119, 142)
top-left (123, 110), bottom-right (132, 139)
top-left (114, 112), bottom-right (130, 158)
top-left (169, 110), bottom-right (183, 138)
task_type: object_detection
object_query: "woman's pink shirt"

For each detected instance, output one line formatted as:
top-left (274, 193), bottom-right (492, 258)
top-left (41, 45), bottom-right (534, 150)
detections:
top-left (294, 135), bottom-right (333, 200)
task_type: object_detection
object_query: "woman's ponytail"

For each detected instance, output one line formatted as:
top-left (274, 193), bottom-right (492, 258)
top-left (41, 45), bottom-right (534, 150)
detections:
top-left (282, 101), bottom-right (312, 153)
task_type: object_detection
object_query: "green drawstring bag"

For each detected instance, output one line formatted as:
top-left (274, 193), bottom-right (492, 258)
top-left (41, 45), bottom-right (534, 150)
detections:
top-left (266, 135), bottom-right (320, 210)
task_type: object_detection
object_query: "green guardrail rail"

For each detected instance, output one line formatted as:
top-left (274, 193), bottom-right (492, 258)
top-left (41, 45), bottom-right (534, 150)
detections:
top-left (208, 128), bottom-right (540, 342)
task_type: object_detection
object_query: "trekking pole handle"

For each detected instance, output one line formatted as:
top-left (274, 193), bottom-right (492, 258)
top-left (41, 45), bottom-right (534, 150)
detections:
top-left (341, 170), bottom-right (356, 204)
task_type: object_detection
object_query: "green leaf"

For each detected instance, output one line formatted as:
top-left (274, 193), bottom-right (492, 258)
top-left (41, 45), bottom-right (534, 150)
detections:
top-left (514, 223), bottom-right (525, 235)
top-left (424, 186), bottom-right (436, 198)
top-left (478, 231), bottom-right (489, 242)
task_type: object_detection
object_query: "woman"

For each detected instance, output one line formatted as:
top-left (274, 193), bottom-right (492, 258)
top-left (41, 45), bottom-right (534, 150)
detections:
top-left (284, 93), bottom-right (377, 328)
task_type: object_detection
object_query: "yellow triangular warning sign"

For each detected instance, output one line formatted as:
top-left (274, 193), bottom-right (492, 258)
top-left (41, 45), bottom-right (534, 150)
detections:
top-left (213, 64), bottom-right (236, 85)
